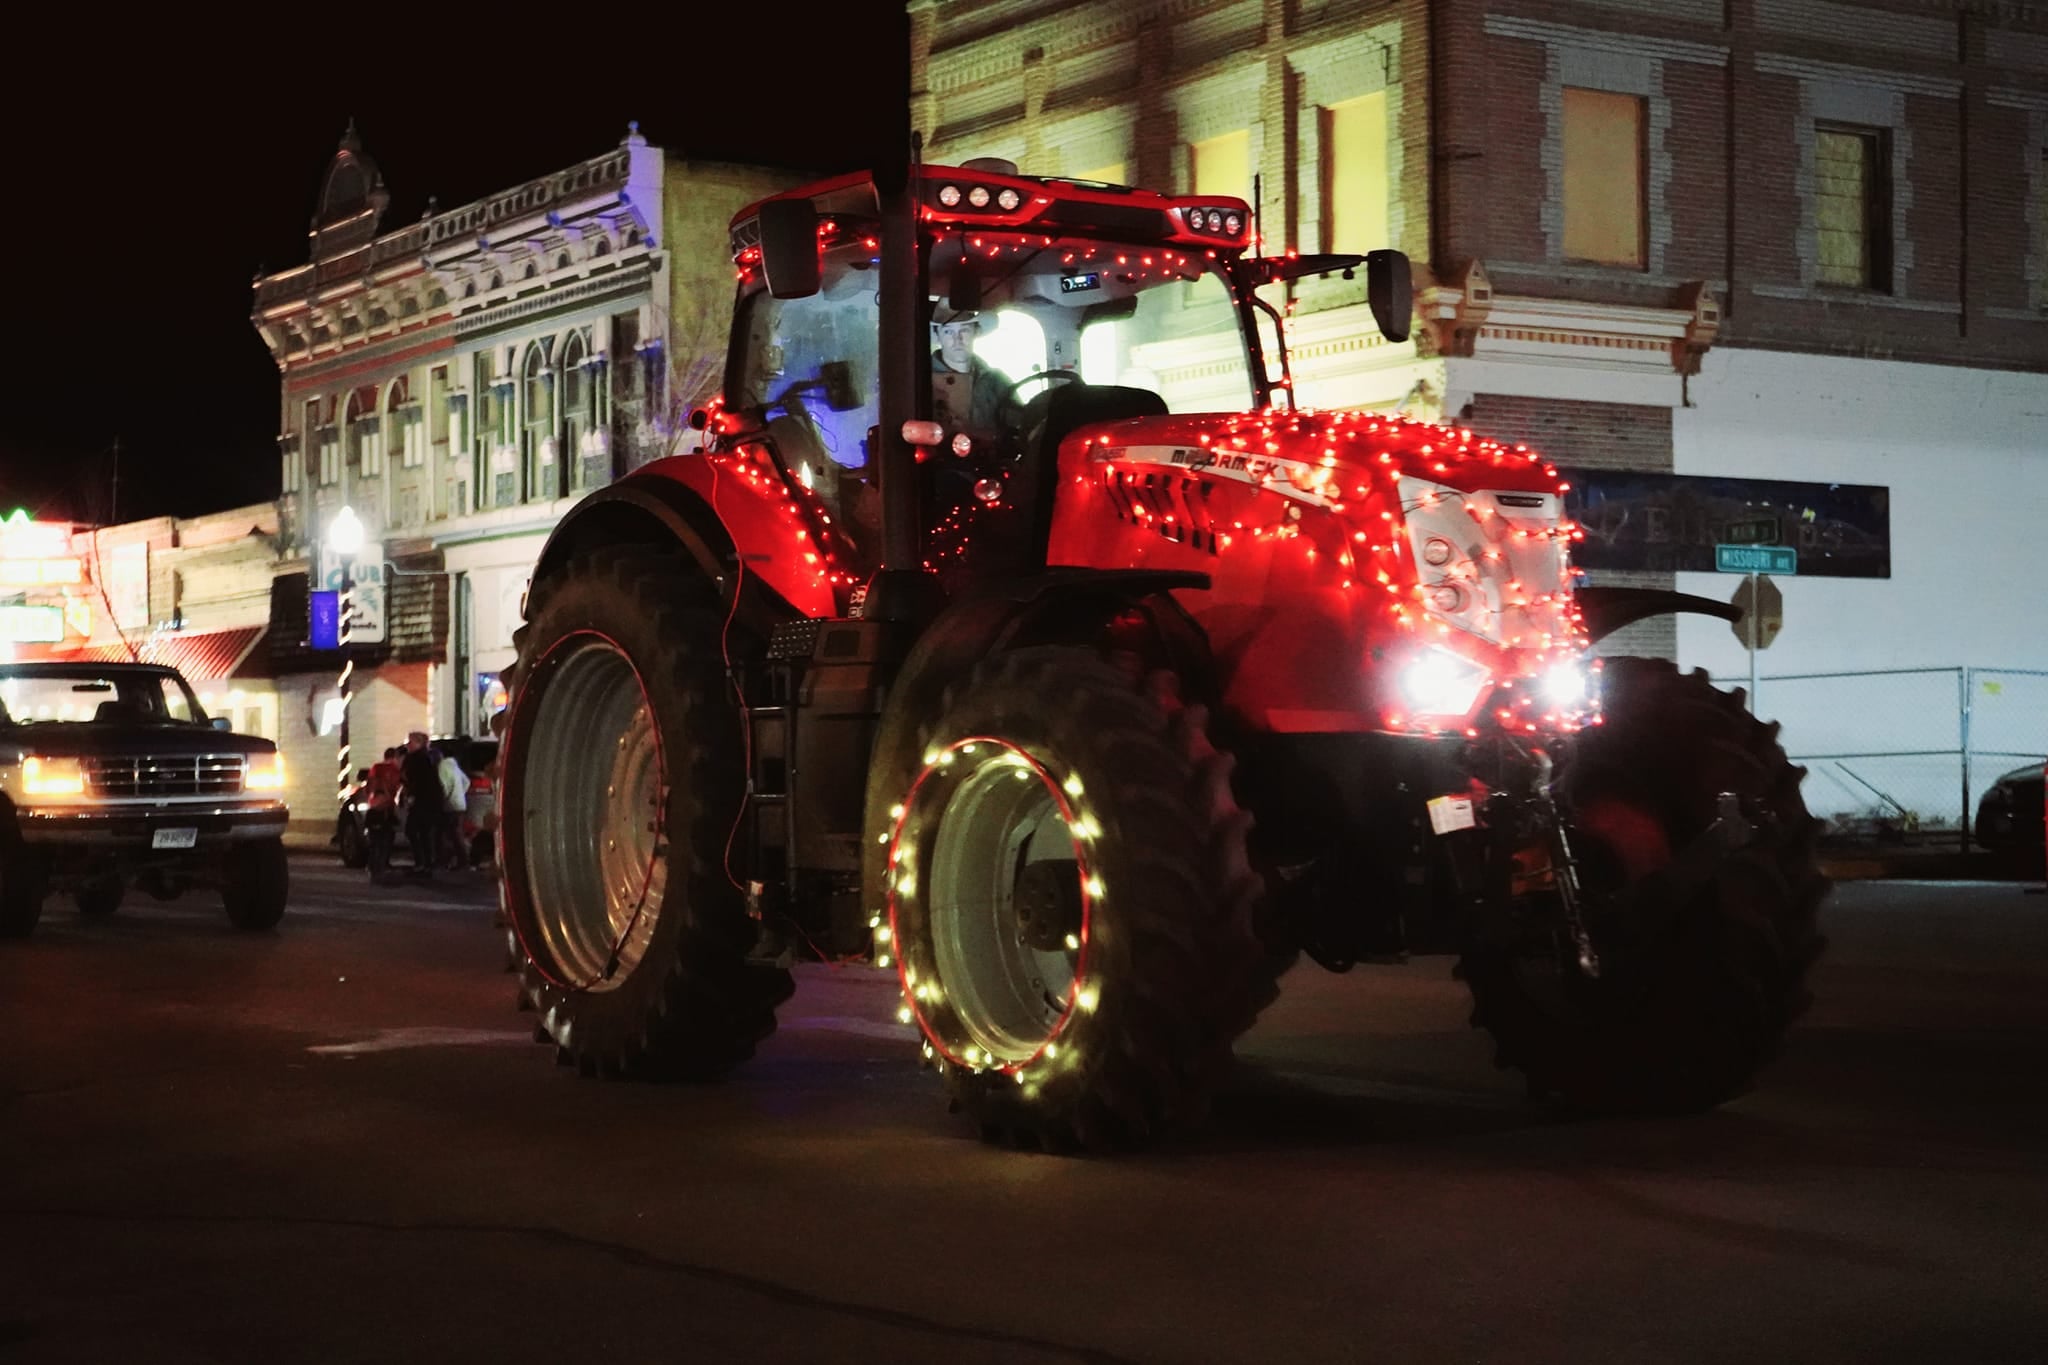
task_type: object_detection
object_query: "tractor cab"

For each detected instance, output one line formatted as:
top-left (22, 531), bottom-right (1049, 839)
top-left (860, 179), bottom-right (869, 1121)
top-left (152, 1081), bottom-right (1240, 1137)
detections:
top-left (719, 162), bottom-right (1409, 591)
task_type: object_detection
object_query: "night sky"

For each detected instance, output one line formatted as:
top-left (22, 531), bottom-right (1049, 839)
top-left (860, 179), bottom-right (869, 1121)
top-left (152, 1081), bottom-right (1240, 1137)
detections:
top-left (0, 15), bottom-right (904, 526)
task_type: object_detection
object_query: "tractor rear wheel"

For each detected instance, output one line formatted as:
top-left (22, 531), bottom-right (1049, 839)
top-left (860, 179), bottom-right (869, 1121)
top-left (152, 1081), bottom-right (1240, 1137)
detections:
top-left (886, 646), bottom-right (1266, 1151)
top-left (1459, 658), bottom-right (1828, 1113)
top-left (502, 547), bottom-right (791, 1081)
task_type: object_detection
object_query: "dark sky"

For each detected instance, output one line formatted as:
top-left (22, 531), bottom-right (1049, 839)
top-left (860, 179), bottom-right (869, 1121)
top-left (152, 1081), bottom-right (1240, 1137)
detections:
top-left (0, 14), bottom-right (904, 526)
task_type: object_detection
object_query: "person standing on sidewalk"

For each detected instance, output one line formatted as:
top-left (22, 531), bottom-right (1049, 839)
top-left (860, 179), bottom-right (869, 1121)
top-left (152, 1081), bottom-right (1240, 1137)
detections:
top-left (400, 731), bottom-right (444, 876)
top-left (437, 746), bottom-right (471, 870)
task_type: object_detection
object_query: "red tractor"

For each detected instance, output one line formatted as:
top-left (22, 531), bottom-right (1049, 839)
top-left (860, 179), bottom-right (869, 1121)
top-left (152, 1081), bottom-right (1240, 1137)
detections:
top-left (498, 158), bottom-right (1827, 1149)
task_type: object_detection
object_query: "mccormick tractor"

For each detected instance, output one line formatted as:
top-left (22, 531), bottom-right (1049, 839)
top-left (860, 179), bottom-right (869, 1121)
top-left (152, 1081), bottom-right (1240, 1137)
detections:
top-left (497, 157), bottom-right (1827, 1149)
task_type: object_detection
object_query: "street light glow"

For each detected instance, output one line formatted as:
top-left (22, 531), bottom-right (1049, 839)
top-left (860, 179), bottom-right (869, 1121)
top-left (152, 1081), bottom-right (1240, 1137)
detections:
top-left (329, 506), bottom-right (365, 557)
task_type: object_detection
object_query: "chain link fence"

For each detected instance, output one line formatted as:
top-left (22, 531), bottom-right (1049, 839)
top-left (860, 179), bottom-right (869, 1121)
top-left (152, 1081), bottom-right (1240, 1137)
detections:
top-left (1704, 667), bottom-right (2048, 848)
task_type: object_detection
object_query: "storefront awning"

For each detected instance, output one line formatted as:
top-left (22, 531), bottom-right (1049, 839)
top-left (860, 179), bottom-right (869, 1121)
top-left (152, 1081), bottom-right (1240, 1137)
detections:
top-left (62, 625), bottom-right (269, 682)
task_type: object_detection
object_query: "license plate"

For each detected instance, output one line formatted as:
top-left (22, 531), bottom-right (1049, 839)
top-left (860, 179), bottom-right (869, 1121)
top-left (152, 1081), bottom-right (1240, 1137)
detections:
top-left (152, 827), bottom-right (198, 850)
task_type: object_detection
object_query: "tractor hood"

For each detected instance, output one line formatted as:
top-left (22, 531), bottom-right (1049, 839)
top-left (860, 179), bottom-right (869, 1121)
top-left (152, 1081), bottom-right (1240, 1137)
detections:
top-left (1049, 407), bottom-right (1592, 735)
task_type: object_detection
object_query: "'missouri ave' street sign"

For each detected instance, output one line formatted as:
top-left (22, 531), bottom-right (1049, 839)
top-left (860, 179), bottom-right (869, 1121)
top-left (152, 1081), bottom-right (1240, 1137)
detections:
top-left (1714, 543), bottom-right (1798, 576)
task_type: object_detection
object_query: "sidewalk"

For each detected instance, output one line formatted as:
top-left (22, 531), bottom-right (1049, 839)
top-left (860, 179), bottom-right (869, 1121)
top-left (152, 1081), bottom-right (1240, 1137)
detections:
top-left (1819, 842), bottom-right (2044, 883)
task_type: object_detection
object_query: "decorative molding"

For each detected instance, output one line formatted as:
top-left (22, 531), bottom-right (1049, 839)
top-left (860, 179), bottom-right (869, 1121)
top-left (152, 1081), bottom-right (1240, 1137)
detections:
top-left (1750, 282), bottom-right (1963, 311)
top-left (1754, 52), bottom-right (1962, 98)
top-left (1983, 306), bottom-right (2048, 321)
top-left (1988, 85), bottom-right (2048, 111)
top-left (1482, 15), bottom-right (1728, 67)
top-left (1419, 261), bottom-right (1720, 376)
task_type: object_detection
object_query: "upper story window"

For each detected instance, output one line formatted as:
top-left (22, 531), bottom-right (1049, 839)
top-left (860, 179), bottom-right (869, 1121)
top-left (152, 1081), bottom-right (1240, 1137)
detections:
top-left (1190, 129), bottom-right (1252, 204)
top-left (1814, 123), bottom-right (1891, 291)
top-left (1320, 92), bottom-right (1388, 254)
top-left (2035, 146), bottom-right (2048, 312)
top-left (1562, 87), bottom-right (1646, 268)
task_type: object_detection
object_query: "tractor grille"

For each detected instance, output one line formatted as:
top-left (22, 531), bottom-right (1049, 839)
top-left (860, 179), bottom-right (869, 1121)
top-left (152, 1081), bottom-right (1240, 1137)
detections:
top-left (84, 754), bottom-right (246, 799)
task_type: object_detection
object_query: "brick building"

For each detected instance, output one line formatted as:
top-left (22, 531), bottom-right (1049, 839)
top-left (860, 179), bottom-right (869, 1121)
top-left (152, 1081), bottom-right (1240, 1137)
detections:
top-left (912, 0), bottom-right (2048, 824)
top-left (251, 127), bottom-right (790, 827)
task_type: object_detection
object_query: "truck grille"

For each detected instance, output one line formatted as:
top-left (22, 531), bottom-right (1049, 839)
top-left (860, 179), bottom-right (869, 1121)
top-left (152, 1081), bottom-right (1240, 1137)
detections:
top-left (84, 754), bottom-right (246, 798)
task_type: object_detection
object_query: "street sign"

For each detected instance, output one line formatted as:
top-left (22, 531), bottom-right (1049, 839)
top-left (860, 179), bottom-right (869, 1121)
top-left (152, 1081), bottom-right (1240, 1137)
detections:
top-left (347, 583), bottom-right (387, 645)
top-left (319, 541), bottom-right (385, 593)
top-left (1730, 574), bottom-right (1784, 650)
top-left (1717, 516), bottom-right (1781, 546)
top-left (1715, 543), bottom-right (1797, 576)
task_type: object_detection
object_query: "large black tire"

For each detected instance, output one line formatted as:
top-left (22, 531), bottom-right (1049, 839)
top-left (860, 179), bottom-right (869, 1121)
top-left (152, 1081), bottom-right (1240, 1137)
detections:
top-left (0, 848), bottom-right (48, 939)
top-left (74, 878), bottom-right (124, 917)
top-left (503, 546), bottom-right (792, 1081)
top-left (886, 646), bottom-right (1267, 1151)
top-left (221, 839), bottom-right (290, 931)
top-left (336, 814), bottom-right (368, 869)
top-left (1459, 658), bottom-right (1829, 1113)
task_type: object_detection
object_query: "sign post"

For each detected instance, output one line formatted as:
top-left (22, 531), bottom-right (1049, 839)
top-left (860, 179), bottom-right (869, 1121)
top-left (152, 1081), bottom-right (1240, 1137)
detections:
top-left (1716, 544), bottom-right (1795, 714)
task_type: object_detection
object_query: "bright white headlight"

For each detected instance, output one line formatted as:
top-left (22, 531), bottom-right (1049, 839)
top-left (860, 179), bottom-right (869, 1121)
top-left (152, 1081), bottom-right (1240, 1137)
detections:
top-left (1539, 658), bottom-right (1591, 708)
top-left (1399, 648), bottom-right (1493, 720)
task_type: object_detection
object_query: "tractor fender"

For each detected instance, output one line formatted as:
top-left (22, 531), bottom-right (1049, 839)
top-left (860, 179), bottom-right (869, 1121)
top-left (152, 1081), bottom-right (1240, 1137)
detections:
top-left (845, 568), bottom-right (1213, 950)
top-left (1576, 585), bottom-right (1743, 644)
top-left (525, 470), bottom-right (792, 636)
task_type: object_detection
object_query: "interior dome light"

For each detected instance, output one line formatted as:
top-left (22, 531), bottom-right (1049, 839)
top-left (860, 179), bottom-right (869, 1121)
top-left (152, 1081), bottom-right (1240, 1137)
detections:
top-left (995, 187), bottom-right (1022, 211)
top-left (937, 184), bottom-right (962, 207)
top-left (967, 185), bottom-right (991, 208)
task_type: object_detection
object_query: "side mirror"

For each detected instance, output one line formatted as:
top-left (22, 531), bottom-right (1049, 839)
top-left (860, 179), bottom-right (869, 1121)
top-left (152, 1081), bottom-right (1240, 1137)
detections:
top-left (1367, 250), bottom-right (1413, 343)
top-left (757, 199), bottom-right (821, 300)
top-left (210, 716), bottom-right (232, 731)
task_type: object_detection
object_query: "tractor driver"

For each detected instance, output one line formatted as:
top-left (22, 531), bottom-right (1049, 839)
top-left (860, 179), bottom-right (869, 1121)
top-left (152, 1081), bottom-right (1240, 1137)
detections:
top-left (930, 304), bottom-right (1007, 438)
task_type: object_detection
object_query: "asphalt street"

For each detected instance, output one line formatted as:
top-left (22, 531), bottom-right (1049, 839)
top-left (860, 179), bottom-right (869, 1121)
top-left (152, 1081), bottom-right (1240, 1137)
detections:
top-left (2, 858), bottom-right (2044, 1364)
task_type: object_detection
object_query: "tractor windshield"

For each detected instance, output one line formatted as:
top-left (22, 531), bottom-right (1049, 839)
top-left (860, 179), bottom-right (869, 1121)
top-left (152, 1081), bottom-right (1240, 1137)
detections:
top-left (928, 231), bottom-right (1257, 416)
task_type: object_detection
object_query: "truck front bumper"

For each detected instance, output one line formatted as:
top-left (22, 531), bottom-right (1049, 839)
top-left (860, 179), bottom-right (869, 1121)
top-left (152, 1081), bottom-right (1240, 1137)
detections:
top-left (15, 801), bottom-right (290, 848)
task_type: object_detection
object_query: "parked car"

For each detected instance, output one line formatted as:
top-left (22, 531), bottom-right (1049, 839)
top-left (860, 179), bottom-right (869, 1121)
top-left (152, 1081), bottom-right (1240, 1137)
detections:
top-left (0, 662), bottom-right (289, 937)
top-left (1974, 761), bottom-right (2046, 859)
top-left (333, 735), bottom-right (498, 871)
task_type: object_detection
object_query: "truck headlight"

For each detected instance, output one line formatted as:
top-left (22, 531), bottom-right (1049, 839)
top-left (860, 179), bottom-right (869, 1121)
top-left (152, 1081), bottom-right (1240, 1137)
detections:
top-left (22, 755), bottom-right (86, 796)
top-left (245, 752), bottom-right (286, 791)
top-left (1398, 648), bottom-right (1493, 722)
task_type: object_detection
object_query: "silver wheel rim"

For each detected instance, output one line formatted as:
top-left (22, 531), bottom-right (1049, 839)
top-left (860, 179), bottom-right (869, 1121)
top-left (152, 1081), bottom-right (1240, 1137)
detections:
top-left (521, 637), bottom-right (665, 991)
top-left (925, 753), bottom-right (1081, 1065)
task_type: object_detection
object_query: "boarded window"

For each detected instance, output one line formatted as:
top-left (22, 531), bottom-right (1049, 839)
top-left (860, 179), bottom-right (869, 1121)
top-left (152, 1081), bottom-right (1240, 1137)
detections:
top-left (1815, 124), bottom-right (1890, 290)
top-left (1190, 129), bottom-right (1251, 204)
top-left (1320, 91), bottom-right (1389, 253)
top-left (1562, 88), bottom-right (1645, 268)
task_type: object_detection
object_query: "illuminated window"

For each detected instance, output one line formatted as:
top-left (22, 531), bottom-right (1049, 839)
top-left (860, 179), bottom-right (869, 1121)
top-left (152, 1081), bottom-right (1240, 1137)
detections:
top-left (1815, 124), bottom-right (1890, 290)
top-left (346, 387), bottom-right (381, 478)
top-left (1074, 161), bottom-right (1126, 185)
top-left (1562, 88), bottom-right (1645, 268)
top-left (1320, 92), bottom-right (1388, 253)
top-left (1190, 130), bottom-right (1251, 205)
top-left (523, 343), bottom-right (555, 500)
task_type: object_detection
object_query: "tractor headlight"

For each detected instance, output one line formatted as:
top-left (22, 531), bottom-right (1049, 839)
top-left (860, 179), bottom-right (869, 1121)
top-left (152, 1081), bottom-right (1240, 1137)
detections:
top-left (1398, 648), bottom-right (1494, 722)
top-left (245, 752), bottom-right (286, 791)
top-left (21, 755), bottom-right (86, 797)
top-left (1538, 658), bottom-right (1593, 708)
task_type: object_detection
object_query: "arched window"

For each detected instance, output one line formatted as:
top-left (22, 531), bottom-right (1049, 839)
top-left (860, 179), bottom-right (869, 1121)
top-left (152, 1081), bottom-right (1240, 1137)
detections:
top-left (522, 342), bottom-right (556, 501)
top-left (388, 376), bottom-right (423, 470)
top-left (563, 330), bottom-right (605, 491)
top-left (590, 237), bottom-right (611, 259)
top-left (346, 386), bottom-right (382, 479)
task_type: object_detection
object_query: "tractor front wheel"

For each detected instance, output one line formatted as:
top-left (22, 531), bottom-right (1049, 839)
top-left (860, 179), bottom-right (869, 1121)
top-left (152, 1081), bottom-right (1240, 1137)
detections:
top-left (502, 547), bottom-right (791, 1080)
top-left (887, 647), bottom-right (1266, 1150)
top-left (1460, 658), bottom-right (1829, 1113)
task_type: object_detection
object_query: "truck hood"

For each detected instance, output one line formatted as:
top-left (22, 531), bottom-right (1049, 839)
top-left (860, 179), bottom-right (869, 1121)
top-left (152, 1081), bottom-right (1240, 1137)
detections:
top-left (0, 726), bottom-right (277, 759)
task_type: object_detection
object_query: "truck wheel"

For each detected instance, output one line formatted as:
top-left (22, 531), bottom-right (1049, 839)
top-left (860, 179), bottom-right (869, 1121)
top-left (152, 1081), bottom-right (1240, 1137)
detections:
top-left (1459, 658), bottom-right (1828, 1114)
top-left (887, 647), bottom-right (1266, 1151)
top-left (74, 878), bottom-right (125, 917)
top-left (0, 849), bottom-right (48, 939)
top-left (337, 815), bottom-right (368, 869)
top-left (503, 547), bottom-right (792, 1080)
top-left (221, 839), bottom-right (290, 931)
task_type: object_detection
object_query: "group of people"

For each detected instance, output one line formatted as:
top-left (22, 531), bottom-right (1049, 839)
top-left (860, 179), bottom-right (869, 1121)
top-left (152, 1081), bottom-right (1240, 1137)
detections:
top-left (357, 731), bottom-right (471, 876)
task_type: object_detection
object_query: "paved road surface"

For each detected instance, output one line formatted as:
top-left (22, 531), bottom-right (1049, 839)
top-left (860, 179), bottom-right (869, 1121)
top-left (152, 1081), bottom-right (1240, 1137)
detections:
top-left (2, 859), bottom-right (2044, 1363)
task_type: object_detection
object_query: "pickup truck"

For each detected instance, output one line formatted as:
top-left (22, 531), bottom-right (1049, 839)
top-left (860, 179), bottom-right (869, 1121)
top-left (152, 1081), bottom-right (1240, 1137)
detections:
top-left (0, 661), bottom-right (290, 937)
